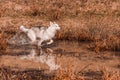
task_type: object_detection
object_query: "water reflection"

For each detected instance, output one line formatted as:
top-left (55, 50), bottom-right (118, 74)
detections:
top-left (20, 48), bottom-right (60, 71)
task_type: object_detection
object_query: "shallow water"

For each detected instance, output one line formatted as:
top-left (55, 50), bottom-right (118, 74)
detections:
top-left (0, 41), bottom-right (120, 74)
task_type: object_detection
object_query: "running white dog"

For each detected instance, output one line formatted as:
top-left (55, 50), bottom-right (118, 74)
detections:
top-left (20, 22), bottom-right (60, 46)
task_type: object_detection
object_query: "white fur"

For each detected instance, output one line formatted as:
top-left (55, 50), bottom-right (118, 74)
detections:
top-left (20, 25), bottom-right (36, 43)
top-left (20, 22), bottom-right (60, 46)
top-left (20, 49), bottom-right (60, 71)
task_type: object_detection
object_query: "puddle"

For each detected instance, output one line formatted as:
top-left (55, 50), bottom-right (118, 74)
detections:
top-left (0, 41), bottom-right (120, 74)
top-left (0, 31), bottom-right (120, 73)
top-left (20, 49), bottom-right (60, 71)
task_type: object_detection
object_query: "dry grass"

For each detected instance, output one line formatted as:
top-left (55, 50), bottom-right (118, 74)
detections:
top-left (57, 17), bottom-right (120, 52)
top-left (0, 1), bottom-right (120, 80)
top-left (0, 0), bottom-right (120, 19)
top-left (54, 69), bottom-right (84, 80)
top-left (0, 31), bottom-right (7, 51)
top-left (0, 0), bottom-right (120, 52)
top-left (102, 67), bottom-right (120, 80)
top-left (54, 62), bottom-right (85, 80)
top-left (0, 67), bottom-right (120, 80)
top-left (86, 20), bottom-right (120, 52)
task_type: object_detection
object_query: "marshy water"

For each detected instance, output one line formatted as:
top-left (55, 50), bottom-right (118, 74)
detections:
top-left (0, 31), bottom-right (120, 79)
top-left (0, 41), bottom-right (120, 73)
top-left (0, 39), bottom-right (120, 80)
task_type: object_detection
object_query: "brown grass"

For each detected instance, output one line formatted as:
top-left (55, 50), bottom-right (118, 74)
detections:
top-left (54, 69), bottom-right (84, 80)
top-left (0, 0), bottom-right (120, 51)
top-left (0, 66), bottom-right (120, 80)
top-left (102, 67), bottom-right (120, 80)
top-left (0, 31), bottom-right (7, 51)
top-left (0, 0), bottom-right (120, 19)
top-left (54, 62), bottom-right (85, 80)
top-left (0, 1), bottom-right (120, 80)
top-left (0, 0), bottom-right (120, 52)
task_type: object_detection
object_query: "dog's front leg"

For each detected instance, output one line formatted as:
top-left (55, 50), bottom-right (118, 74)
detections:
top-left (47, 39), bottom-right (53, 45)
top-left (38, 40), bottom-right (43, 46)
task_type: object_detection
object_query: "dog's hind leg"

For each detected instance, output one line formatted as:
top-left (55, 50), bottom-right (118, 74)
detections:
top-left (27, 29), bottom-right (36, 44)
top-left (47, 39), bottom-right (53, 45)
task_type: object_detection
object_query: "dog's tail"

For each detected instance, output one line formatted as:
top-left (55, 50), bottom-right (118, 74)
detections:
top-left (20, 25), bottom-right (29, 32)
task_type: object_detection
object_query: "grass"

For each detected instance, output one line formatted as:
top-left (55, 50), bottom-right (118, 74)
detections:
top-left (0, 0), bottom-right (120, 52)
top-left (0, 66), bottom-right (120, 80)
top-left (0, 31), bottom-right (7, 51)
top-left (102, 67), bottom-right (120, 80)
top-left (0, 1), bottom-right (120, 79)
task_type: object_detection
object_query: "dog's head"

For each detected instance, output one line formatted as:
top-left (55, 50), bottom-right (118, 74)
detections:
top-left (20, 25), bottom-right (25, 31)
top-left (50, 22), bottom-right (60, 30)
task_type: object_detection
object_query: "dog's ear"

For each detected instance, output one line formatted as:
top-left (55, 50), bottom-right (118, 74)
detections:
top-left (50, 21), bottom-right (53, 25)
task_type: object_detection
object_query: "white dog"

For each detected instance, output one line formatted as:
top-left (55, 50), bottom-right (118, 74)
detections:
top-left (20, 22), bottom-right (60, 46)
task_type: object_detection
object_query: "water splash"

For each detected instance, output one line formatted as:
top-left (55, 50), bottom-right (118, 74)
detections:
top-left (7, 32), bottom-right (31, 45)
